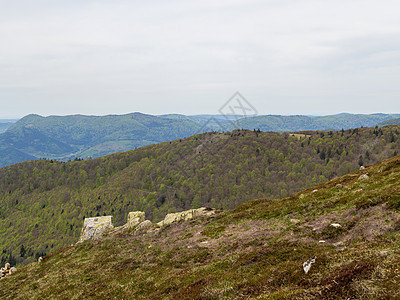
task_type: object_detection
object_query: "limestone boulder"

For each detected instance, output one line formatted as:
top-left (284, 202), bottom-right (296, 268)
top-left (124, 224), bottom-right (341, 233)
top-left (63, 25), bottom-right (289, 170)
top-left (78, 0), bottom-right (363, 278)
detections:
top-left (157, 207), bottom-right (216, 227)
top-left (358, 174), bottom-right (370, 181)
top-left (135, 220), bottom-right (153, 233)
top-left (127, 211), bottom-right (145, 228)
top-left (78, 216), bottom-right (114, 243)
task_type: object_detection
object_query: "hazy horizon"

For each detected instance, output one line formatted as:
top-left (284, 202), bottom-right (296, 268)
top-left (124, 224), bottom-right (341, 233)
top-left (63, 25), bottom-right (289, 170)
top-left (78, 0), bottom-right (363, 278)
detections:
top-left (3, 111), bottom-right (400, 121)
top-left (1, 1), bottom-right (400, 118)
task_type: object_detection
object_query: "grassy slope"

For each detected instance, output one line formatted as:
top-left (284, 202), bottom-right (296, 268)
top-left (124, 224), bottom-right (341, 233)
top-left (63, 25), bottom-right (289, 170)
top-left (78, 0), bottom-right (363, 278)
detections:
top-left (1, 155), bottom-right (400, 299)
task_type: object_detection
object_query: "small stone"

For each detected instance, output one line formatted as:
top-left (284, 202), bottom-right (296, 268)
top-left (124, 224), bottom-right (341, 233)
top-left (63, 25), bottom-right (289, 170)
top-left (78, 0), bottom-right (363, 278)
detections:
top-left (38, 257), bottom-right (43, 263)
top-left (330, 223), bottom-right (342, 228)
top-left (358, 174), bottom-right (370, 181)
top-left (360, 166), bottom-right (365, 170)
top-left (333, 241), bottom-right (343, 247)
top-left (319, 240), bottom-right (326, 244)
top-left (9, 267), bottom-right (17, 274)
top-left (303, 257), bottom-right (316, 274)
top-left (311, 189), bottom-right (318, 194)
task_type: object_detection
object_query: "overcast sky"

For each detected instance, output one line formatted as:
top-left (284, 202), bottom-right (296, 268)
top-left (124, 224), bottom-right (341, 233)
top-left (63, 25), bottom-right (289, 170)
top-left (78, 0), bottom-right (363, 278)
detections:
top-left (1, 0), bottom-right (400, 118)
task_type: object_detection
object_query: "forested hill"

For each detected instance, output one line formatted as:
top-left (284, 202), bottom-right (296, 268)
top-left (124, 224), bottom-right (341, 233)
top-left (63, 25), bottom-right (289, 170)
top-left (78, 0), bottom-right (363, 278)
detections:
top-left (0, 113), bottom-right (204, 168)
top-left (1, 125), bottom-right (400, 266)
top-left (378, 117), bottom-right (400, 127)
top-left (0, 122), bottom-right (14, 134)
top-left (236, 113), bottom-right (400, 132)
top-left (1, 112), bottom-right (400, 168)
top-left (3, 139), bottom-right (400, 298)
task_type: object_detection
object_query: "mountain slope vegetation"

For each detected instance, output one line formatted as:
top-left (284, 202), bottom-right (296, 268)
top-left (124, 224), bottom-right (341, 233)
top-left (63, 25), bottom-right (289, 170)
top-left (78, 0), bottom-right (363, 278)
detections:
top-left (0, 126), bottom-right (400, 266)
top-left (236, 113), bottom-right (400, 132)
top-left (0, 113), bottom-right (206, 167)
top-left (2, 151), bottom-right (400, 298)
top-left (1, 112), bottom-right (400, 168)
top-left (378, 117), bottom-right (400, 127)
top-left (0, 122), bottom-right (14, 134)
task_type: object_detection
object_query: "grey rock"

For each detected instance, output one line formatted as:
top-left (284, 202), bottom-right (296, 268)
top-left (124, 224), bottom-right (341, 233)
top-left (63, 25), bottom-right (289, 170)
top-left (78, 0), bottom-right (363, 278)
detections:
top-left (135, 220), bottom-right (153, 233)
top-left (330, 223), bottom-right (342, 228)
top-left (358, 174), bottom-right (370, 181)
top-left (127, 211), bottom-right (145, 228)
top-left (303, 257), bottom-right (316, 274)
top-left (78, 216), bottom-right (114, 243)
top-left (157, 207), bottom-right (216, 227)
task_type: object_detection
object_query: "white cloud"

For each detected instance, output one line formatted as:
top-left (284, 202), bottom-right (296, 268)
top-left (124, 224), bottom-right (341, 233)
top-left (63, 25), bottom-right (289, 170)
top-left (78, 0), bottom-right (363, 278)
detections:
top-left (0, 0), bottom-right (400, 117)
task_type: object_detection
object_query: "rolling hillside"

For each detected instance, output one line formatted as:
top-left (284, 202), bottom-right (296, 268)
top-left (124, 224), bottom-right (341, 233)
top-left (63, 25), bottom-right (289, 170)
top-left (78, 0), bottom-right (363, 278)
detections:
top-left (378, 117), bottom-right (400, 127)
top-left (0, 120), bottom-right (17, 134)
top-left (0, 126), bottom-right (399, 266)
top-left (0, 113), bottom-right (207, 167)
top-left (0, 113), bottom-right (399, 168)
top-left (1, 150), bottom-right (400, 298)
top-left (236, 113), bottom-right (400, 132)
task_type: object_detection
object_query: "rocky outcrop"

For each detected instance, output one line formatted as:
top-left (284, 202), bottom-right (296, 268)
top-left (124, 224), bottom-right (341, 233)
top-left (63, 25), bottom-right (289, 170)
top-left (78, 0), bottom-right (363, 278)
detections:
top-left (127, 211), bottom-right (145, 227)
top-left (157, 207), bottom-right (216, 227)
top-left (78, 207), bottom-right (217, 242)
top-left (78, 216), bottom-right (114, 243)
top-left (135, 220), bottom-right (153, 233)
top-left (0, 263), bottom-right (17, 279)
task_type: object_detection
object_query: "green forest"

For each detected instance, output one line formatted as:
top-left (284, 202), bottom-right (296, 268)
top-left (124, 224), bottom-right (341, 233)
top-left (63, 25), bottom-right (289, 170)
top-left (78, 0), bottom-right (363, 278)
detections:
top-left (0, 125), bottom-right (399, 266)
top-left (1, 112), bottom-right (400, 168)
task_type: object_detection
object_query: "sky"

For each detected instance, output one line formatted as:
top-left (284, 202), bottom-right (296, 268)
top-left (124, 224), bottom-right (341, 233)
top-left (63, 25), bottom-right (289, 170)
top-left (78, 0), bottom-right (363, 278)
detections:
top-left (1, 0), bottom-right (400, 118)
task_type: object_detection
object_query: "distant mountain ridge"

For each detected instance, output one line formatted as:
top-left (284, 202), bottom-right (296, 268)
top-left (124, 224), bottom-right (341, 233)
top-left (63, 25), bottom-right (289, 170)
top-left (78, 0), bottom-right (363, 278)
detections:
top-left (0, 119), bottom-right (17, 134)
top-left (377, 117), bottom-right (400, 127)
top-left (0, 112), bottom-right (399, 167)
